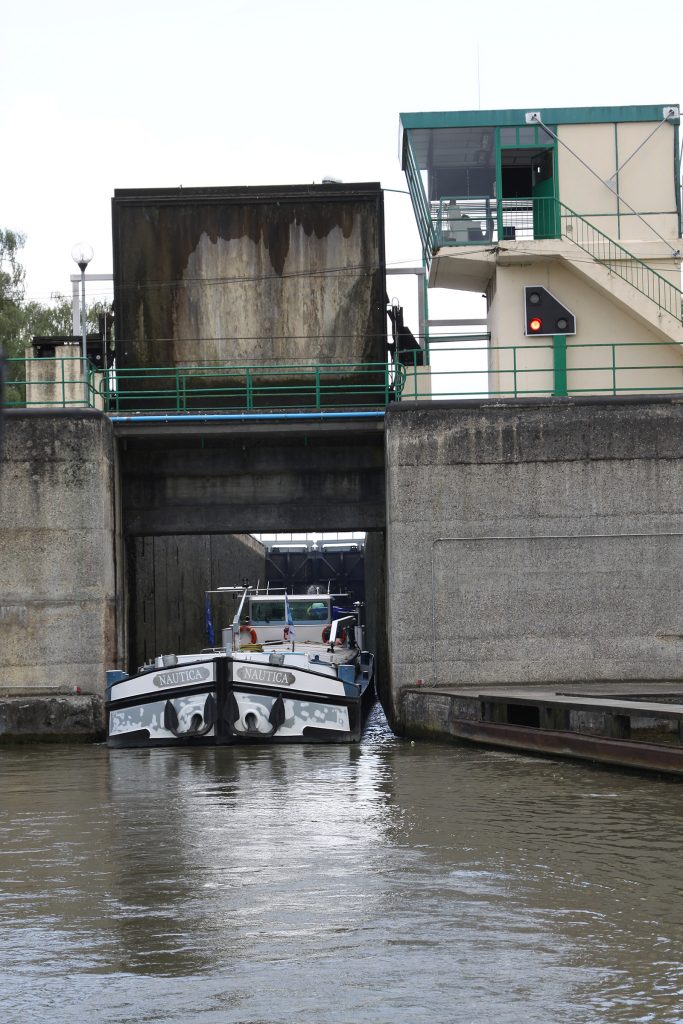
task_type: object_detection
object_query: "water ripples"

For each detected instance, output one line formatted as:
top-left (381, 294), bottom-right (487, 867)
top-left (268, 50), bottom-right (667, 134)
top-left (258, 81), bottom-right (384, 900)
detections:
top-left (1, 714), bottom-right (683, 1022)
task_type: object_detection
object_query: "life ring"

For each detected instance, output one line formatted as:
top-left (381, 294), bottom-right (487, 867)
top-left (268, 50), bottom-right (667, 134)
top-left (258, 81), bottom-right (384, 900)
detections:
top-left (322, 624), bottom-right (346, 645)
top-left (240, 625), bottom-right (258, 644)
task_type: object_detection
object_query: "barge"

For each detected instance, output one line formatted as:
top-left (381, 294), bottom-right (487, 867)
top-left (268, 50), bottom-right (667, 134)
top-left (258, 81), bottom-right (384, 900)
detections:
top-left (107, 587), bottom-right (375, 748)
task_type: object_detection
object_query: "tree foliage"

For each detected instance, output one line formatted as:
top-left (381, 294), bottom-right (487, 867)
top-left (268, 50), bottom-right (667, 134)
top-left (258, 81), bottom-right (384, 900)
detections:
top-left (0, 229), bottom-right (27, 358)
top-left (22, 295), bottom-right (74, 339)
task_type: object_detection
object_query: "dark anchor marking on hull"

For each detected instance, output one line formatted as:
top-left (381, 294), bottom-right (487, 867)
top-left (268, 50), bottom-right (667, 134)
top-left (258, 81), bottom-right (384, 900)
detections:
top-left (223, 692), bottom-right (241, 734)
top-left (222, 692), bottom-right (287, 738)
top-left (163, 693), bottom-right (216, 738)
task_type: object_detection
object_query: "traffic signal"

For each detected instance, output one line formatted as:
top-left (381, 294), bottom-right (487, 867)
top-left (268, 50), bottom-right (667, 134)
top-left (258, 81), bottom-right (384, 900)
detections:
top-left (524, 286), bottom-right (576, 336)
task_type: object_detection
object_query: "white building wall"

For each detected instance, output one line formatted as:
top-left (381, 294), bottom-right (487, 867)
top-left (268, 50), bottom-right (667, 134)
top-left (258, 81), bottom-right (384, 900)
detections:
top-left (557, 120), bottom-right (679, 248)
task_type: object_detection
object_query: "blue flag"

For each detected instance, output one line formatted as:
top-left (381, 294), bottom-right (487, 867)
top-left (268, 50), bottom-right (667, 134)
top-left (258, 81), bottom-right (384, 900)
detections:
top-left (205, 594), bottom-right (215, 646)
top-left (284, 594), bottom-right (296, 640)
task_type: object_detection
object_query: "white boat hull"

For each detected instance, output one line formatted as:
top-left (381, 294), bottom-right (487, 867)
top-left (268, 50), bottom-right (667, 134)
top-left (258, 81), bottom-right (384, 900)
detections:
top-left (106, 649), bottom-right (374, 748)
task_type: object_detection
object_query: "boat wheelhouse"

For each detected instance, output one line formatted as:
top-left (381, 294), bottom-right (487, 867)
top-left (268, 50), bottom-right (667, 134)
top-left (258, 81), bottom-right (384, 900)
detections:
top-left (234, 588), bottom-right (360, 646)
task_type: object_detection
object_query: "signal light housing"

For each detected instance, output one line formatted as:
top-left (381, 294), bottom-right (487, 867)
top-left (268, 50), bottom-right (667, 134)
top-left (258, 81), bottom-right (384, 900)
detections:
top-left (524, 286), bottom-right (576, 337)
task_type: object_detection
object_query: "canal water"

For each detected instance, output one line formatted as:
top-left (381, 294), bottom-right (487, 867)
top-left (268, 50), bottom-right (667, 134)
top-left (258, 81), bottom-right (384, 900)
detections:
top-left (1, 705), bottom-right (682, 1024)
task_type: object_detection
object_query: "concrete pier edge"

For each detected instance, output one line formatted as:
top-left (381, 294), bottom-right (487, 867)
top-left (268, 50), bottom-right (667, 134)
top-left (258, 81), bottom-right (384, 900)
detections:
top-left (400, 686), bottom-right (683, 776)
top-left (0, 695), bottom-right (105, 744)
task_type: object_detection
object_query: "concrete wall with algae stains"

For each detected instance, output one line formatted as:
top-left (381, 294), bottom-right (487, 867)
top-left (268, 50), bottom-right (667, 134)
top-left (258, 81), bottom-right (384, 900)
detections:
top-left (112, 183), bottom-right (386, 375)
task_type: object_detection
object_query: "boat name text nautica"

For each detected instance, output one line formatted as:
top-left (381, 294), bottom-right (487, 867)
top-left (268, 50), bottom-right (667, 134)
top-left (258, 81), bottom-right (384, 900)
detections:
top-left (152, 666), bottom-right (212, 688)
top-left (236, 666), bottom-right (296, 686)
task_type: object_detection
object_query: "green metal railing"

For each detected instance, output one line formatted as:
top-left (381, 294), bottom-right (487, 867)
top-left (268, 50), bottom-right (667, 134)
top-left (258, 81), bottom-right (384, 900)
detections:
top-left (3, 356), bottom-right (99, 408)
top-left (101, 361), bottom-right (401, 413)
top-left (431, 196), bottom-right (540, 247)
top-left (417, 188), bottom-right (683, 323)
top-left (5, 345), bottom-right (682, 413)
top-left (401, 339), bottom-right (683, 399)
top-left (428, 194), bottom-right (565, 246)
top-left (426, 194), bottom-right (572, 248)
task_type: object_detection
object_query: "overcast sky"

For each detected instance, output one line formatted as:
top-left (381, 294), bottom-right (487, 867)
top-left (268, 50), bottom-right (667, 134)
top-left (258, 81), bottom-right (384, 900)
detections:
top-left (2, 0), bottom-right (681, 326)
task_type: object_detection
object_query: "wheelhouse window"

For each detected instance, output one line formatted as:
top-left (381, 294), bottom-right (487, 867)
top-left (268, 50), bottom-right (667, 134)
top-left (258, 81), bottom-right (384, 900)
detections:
top-left (249, 598), bottom-right (330, 625)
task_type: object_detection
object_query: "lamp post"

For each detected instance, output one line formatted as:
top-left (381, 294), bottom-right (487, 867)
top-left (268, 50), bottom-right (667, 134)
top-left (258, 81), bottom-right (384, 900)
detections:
top-left (71, 242), bottom-right (94, 405)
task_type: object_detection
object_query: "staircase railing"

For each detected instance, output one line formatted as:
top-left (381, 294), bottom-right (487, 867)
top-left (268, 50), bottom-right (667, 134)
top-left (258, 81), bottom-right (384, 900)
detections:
top-left (416, 191), bottom-right (682, 323)
top-left (557, 200), bottom-right (683, 324)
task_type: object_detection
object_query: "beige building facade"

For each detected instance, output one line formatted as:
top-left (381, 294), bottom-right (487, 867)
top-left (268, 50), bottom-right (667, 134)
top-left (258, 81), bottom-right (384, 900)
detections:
top-left (400, 104), bottom-right (682, 398)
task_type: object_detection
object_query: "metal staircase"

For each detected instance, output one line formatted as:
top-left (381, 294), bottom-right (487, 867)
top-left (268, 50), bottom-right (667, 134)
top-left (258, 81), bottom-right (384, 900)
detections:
top-left (557, 200), bottom-right (683, 325)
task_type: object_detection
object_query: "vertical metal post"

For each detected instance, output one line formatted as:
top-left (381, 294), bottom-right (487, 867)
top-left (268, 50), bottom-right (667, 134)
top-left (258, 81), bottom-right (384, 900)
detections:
top-left (79, 267), bottom-right (88, 405)
top-left (552, 335), bottom-right (568, 396)
top-left (420, 263), bottom-right (429, 365)
top-left (71, 244), bottom-right (93, 405)
top-left (71, 278), bottom-right (80, 335)
top-left (495, 128), bottom-right (503, 242)
top-left (246, 368), bottom-right (253, 410)
top-left (417, 266), bottom-right (426, 354)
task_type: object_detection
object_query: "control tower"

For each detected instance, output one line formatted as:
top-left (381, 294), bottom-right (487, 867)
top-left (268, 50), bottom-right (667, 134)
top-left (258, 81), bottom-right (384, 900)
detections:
top-left (399, 104), bottom-right (682, 396)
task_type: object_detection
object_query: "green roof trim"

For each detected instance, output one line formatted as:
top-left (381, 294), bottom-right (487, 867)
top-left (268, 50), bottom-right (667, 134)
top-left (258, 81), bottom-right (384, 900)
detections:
top-left (399, 105), bottom-right (678, 129)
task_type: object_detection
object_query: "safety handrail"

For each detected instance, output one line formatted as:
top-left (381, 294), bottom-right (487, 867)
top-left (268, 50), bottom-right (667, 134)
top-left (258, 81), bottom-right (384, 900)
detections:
top-left (5, 344), bottom-right (682, 411)
top-left (400, 339), bottom-right (683, 399)
top-left (406, 178), bottom-right (683, 322)
top-left (98, 361), bottom-right (395, 413)
top-left (557, 200), bottom-right (683, 323)
top-left (3, 355), bottom-right (100, 409)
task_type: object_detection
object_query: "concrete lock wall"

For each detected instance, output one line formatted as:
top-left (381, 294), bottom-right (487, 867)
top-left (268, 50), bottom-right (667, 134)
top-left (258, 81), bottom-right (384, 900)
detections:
top-left (384, 396), bottom-right (683, 730)
top-left (0, 411), bottom-right (120, 701)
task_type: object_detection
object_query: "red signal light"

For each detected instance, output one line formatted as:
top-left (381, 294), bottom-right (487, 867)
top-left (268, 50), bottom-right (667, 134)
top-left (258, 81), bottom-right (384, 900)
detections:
top-left (529, 316), bottom-right (543, 333)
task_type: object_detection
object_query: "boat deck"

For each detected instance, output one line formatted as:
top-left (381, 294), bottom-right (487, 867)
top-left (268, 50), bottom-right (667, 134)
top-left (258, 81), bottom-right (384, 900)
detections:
top-left (257, 640), bottom-right (360, 665)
